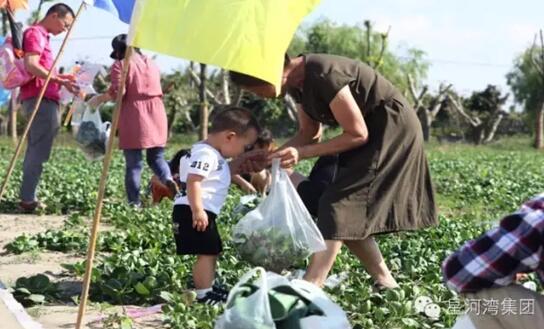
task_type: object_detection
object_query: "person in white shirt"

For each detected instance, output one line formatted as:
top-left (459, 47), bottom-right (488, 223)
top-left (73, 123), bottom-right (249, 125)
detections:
top-left (172, 107), bottom-right (260, 305)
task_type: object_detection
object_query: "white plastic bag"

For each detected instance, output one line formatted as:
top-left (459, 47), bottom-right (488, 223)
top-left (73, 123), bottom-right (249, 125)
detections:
top-left (290, 279), bottom-right (351, 329)
top-left (59, 62), bottom-right (104, 104)
top-left (215, 267), bottom-right (275, 329)
top-left (70, 99), bottom-right (87, 129)
top-left (232, 159), bottom-right (326, 273)
top-left (215, 268), bottom-right (351, 329)
top-left (75, 106), bottom-right (110, 161)
top-left (451, 315), bottom-right (477, 329)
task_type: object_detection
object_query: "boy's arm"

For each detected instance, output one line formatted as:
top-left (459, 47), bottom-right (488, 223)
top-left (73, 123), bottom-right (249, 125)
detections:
top-left (232, 174), bottom-right (257, 194)
top-left (186, 174), bottom-right (208, 231)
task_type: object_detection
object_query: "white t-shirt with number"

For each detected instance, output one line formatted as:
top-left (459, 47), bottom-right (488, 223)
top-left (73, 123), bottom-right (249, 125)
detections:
top-left (174, 142), bottom-right (231, 215)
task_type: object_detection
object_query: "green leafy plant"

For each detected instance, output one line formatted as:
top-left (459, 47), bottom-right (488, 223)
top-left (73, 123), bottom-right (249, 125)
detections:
top-left (1, 140), bottom-right (543, 328)
top-left (11, 274), bottom-right (60, 307)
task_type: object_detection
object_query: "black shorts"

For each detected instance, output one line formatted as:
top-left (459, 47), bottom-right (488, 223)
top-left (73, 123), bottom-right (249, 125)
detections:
top-left (297, 155), bottom-right (338, 217)
top-left (172, 204), bottom-right (222, 255)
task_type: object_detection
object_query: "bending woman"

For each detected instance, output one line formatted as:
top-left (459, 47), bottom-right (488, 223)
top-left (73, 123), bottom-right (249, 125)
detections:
top-left (231, 53), bottom-right (438, 288)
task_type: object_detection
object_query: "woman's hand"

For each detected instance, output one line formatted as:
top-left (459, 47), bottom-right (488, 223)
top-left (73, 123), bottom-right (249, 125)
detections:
top-left (87, 94), bottom-right (105, 109)
top-left (269, 146), bottom-right (300, 168)
top-left (231, 149), bottom-right (268, 174)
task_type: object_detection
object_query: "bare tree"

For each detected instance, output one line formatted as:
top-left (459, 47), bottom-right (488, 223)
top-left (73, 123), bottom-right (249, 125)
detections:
top-left (233, 88), bottom-right (244, 106)
top-left (363, 21), bottom-right (390, 69)
top-left (187, 67), bottom-right (221, 105)
top-left (221, 69), bottom-right (231, 104)
top-left (407, 74), bottom-right (451, 141)
top-left (447, 92), bottom-right (507, 144)
top-left (283, 94), bottom-right (298, 122)
top-left (364, 20), bottom-right (371, 60)
top-left (198, 63), bottom-right (208, 140)
top-left (530, 30), bottom-right (544, 149)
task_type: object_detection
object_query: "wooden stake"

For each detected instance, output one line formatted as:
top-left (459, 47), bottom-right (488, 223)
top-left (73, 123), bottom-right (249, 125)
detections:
top-left (75, 47), bottom-right (134, 329)
top-left (9, 89), bottom-right (18, 146)
top-left (0, 2), bottom-right (86, 201)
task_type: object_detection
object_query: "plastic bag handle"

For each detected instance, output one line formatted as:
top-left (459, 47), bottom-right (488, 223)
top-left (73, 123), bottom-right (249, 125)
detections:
top-left (270, 158), bottom-right (280, 188)
top-left (225, 267), bottom-right (268, 306)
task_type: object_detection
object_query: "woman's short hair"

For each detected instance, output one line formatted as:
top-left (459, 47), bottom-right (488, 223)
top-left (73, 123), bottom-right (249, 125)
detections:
top-left (229, 53), bottom-right (292, 87)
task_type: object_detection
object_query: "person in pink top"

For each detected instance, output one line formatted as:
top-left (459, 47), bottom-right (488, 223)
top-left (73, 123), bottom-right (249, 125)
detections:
top-left (88, 34), bottom-right (177, 206)
top-left (19, 3), bottom-right (79, 212)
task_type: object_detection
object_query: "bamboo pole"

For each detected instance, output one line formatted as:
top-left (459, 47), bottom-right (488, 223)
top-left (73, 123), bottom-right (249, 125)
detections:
top-left (9, 89), bottom-right (18, 145)
top-left (75, 47), bottom-right (133, 329)
top-left (0, 2), bottom-right (86, 201)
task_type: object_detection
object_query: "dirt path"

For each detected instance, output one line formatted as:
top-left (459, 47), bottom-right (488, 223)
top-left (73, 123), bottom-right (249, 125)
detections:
top-left (0, 214), bottom-right (82, 285)
top-left (0, 214), bottom-right (162, 329)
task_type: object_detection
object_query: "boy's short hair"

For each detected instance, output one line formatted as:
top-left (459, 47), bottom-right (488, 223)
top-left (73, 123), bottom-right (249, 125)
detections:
top-left (209, 107), bottom-right (261, 135)
top-left (46, 3), bottom-right (75, 18)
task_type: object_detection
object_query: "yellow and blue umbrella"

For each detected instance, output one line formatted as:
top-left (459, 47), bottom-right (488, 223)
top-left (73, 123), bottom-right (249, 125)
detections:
top-left (127, 0), bottom-right (320, 94)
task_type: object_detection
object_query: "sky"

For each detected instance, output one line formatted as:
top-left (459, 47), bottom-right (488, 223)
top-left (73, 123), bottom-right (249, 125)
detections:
top-left (15, 0), bottom-right (544, 98)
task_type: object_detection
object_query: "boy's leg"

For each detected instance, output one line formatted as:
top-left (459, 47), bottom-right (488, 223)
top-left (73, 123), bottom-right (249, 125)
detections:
top-left (193, 255), bottom-right (217, 290)
top-left (123, 149), bottom-right (144, 205)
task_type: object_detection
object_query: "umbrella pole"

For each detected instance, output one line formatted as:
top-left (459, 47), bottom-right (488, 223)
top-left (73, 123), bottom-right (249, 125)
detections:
top-left (0, 2), bottom-right (87, 201)
top-left (75, 47), bottom-right (133, 329)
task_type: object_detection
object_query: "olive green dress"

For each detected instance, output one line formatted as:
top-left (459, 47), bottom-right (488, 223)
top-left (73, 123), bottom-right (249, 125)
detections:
top-left (292, 54), bottom-right (438, 240)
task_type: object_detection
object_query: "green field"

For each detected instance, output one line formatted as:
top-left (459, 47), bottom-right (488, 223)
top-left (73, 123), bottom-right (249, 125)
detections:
top-left (1, 135), bottom-right (543, 328)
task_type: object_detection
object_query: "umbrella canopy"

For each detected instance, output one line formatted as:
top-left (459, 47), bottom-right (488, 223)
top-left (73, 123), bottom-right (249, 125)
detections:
top-left (0, 0), bottom-right (28, 11)
top-left (128, 0), bottom-right (320, 94)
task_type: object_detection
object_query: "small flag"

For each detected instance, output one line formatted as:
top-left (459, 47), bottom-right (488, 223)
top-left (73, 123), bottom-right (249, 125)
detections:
top-left (92, 0), bottom-right (135, 24)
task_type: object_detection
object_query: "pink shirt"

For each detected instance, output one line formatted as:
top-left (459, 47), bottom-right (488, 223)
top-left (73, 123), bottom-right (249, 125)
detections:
top-left (20, 24), bottom-right (60, 102)
top-left (108, 53), bottom-right (167, 149)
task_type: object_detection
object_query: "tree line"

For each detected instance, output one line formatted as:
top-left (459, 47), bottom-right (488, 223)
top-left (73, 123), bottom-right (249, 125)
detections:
top-left (0, 17), bottom-right (542, 148)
